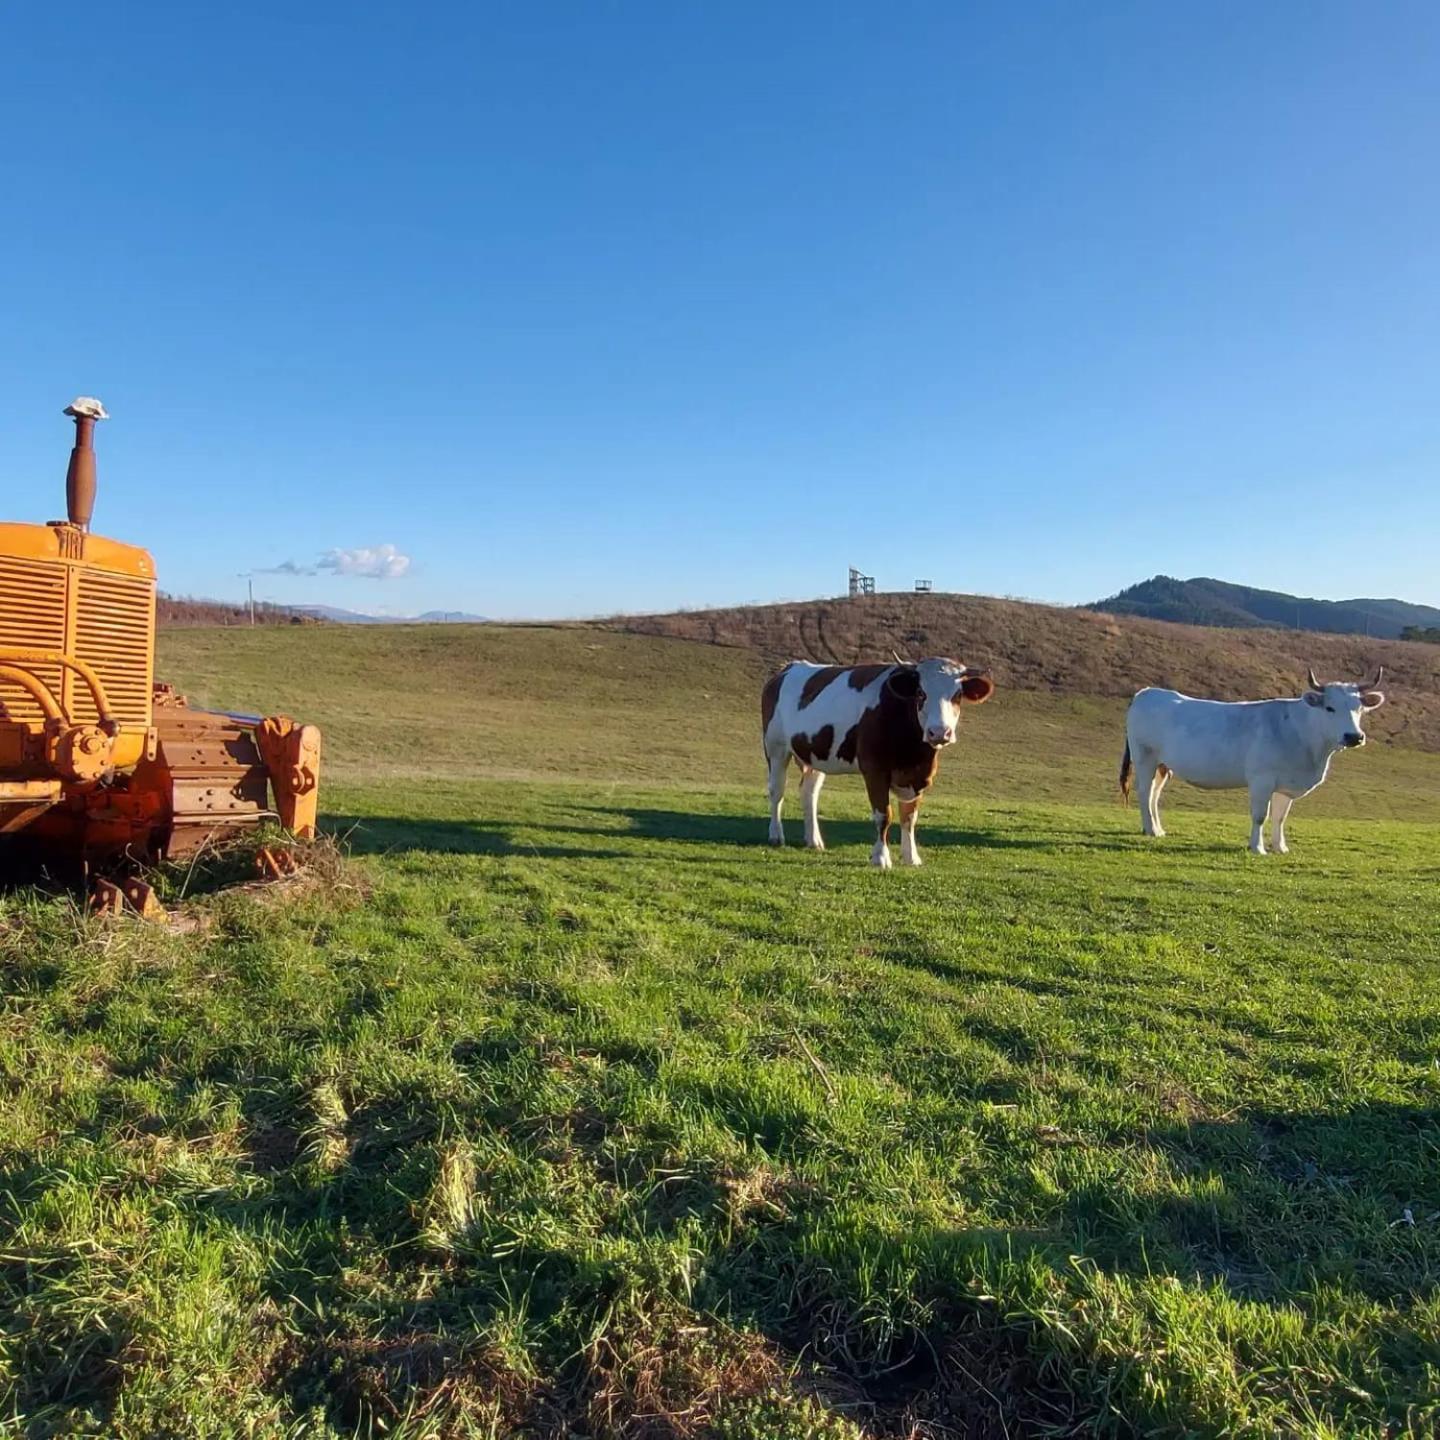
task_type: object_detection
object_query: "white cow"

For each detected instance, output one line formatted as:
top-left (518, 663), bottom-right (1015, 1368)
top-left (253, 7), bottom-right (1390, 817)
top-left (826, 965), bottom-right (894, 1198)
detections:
top-left (1121, 668), bottom-right (1385, 853)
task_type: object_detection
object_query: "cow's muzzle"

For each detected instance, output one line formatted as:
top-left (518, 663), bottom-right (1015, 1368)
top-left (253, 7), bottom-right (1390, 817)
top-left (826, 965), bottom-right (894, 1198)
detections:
top-left (1343, 732), bottom-right (1365, 748)
top-left (926, 726), bottom-right (956, 747)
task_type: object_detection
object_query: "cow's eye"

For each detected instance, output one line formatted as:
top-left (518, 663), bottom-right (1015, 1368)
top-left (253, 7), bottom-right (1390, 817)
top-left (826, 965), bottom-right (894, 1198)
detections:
top-left (1325, 705), bottom-right (1334, 713)
top-left (917, 691), bottom-right (926, 705)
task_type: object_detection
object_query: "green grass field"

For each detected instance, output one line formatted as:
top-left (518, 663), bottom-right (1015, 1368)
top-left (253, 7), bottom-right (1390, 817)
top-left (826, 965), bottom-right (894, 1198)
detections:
top-left (3, 625), bottom-right (1439, 1437)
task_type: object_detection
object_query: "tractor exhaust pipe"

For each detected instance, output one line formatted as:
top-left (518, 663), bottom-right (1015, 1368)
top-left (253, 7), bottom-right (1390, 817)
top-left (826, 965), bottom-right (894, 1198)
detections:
top-left (63, 397), bottom-right (108, 530)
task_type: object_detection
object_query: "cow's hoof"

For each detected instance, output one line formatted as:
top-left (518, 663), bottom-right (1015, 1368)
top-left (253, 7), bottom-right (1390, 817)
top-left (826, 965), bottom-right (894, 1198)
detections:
top-left (900, 853), bottom-right (922, 868)
top-left (804, 838), bottom-right (825, 852)
top-left (1274, 843), bottom-right (1289, 855)
top-left (870, 850), bottom-right (893, 871)
top-left (768, 836), bottom-right (784, 848)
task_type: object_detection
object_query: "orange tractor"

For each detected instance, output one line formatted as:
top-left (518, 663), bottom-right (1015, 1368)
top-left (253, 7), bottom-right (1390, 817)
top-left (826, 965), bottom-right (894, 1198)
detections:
top-left (0, 399), bottom-right (321, 908)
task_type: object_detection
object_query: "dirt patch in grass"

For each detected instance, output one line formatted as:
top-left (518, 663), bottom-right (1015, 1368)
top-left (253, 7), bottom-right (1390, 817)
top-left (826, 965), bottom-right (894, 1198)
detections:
top-left (276, 1331), bottom-right (530, 1433)
top-left (243, 1119), bottom-right (304, 1175)
top-left (274, 1313), bottom-right (804, 1438)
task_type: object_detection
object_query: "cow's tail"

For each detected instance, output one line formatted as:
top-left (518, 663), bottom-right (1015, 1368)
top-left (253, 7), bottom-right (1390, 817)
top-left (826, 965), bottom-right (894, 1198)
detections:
top-left (1119, 739), bottom-right (1132, 805)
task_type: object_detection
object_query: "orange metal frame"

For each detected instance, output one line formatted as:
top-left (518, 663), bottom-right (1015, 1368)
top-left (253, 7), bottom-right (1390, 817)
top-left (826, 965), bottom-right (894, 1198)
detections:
top-left (0, 664), bottom-right (65, 723)
top-left (0, 522), bottom-right (156, 780)
top-left (0, 646), bottom-right (119, 729)
top-left (0, 520), bottom-right (156, 577)
top-left (3, 417), bottom-right (323, 876)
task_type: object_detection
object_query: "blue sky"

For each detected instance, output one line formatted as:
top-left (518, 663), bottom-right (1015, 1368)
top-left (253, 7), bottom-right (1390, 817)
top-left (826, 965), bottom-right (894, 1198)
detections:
top-left (3, 3), bottom-right (1437, 618)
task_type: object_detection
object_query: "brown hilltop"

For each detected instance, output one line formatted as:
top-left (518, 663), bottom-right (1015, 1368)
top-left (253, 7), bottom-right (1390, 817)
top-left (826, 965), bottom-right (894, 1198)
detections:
top-left (590, 591), bottom-right (1440, 751)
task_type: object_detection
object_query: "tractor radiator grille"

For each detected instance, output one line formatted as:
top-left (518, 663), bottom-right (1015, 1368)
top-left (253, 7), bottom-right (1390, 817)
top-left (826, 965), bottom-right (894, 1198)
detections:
top-left (0, 556), bottom-right (67, 725)
top-left (72, 570), bottom-right (155, 726)
top-left (0, 556), bottom-right (154, 729)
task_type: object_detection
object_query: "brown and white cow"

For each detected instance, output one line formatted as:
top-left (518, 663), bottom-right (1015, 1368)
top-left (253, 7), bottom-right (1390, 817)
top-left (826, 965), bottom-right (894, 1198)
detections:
top-left (760, 659), bottom-right (996, 867)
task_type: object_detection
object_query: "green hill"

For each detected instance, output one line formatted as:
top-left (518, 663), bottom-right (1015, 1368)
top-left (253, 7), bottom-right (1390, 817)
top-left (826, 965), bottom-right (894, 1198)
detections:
top-left (1091, 574), bottom-right (1440, 639)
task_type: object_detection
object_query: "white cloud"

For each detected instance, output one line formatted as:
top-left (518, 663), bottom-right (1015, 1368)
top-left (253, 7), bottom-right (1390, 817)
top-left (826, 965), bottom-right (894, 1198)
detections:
top-left (259, 544), bottom-right (412, 581)
top-left (319, 544), bottom-right (411, 580)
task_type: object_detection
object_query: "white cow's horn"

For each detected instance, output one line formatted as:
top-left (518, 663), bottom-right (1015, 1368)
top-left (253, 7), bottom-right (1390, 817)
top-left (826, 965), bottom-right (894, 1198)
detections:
top-left (1365, 665), bottom-right (1384, 690)
top-left (1307, 667), bottom-right (1323, 690)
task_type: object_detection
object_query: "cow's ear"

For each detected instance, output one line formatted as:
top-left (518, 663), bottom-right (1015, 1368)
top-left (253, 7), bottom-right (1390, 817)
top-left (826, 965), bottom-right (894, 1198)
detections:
top-left (958, 672), bottom-right (995, 705)
top-left (885, 667), bottom-right (920, 700)
top-left (1303, 690), bottom-right (1324, 707)
top-left (1361, 690), bottom-right (1385, 710)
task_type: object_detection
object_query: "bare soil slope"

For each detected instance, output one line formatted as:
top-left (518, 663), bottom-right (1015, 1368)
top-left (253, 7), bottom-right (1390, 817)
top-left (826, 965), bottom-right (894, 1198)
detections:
top-left (594, 591), bottom-right (1440, 750)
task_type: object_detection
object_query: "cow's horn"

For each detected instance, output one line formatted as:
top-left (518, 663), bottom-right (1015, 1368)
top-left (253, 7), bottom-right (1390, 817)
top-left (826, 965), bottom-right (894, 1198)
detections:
top-left (1365, 665), bottom-right (1384, 690)
top-left (891, 649), bottom-right (911, 667)
top-left (1307, 667), bottom-right (1323, 690)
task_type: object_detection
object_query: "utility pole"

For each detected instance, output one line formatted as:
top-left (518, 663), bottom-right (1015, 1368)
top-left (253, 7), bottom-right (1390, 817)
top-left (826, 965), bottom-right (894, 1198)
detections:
top-left (248, 577), bottom-right (256, 626)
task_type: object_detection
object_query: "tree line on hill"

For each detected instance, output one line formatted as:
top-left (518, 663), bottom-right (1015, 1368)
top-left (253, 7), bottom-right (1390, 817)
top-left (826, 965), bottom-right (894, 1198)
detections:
top-left (156, 597), bottom-right (489, 626)
top-left (158, 594), bottom-right (324, 627)
top-left (1090, 575), bottom-right (1440, 641)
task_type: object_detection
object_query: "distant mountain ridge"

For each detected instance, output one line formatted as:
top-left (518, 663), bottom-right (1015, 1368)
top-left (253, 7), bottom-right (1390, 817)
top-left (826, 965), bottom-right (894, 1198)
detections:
top-left (157, 598), bottom-right (489, 627)
top-left (290, 605), bottom-right (489, 625)
top-left (1090, 576), bottom-right (1440, 640)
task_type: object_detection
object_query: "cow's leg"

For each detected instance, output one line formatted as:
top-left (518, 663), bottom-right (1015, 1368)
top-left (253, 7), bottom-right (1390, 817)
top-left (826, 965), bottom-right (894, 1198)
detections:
top-left (766, 747), bottom-right (790, 845)
top-left (897, 792), bottom-right (923, 867)
top-left (1270, 793), bottom-right (1294, 854)
top-left (1149, 764), bottom-right (1170, 837)
top-left (801, 767), bottom-right (826, 850)
top-left (864, 770), bottom-right (893, 870)
top-left (1248, 786), bottom-right (1272, 854)
top-left (1135, 755), bottom-right (1160, 836)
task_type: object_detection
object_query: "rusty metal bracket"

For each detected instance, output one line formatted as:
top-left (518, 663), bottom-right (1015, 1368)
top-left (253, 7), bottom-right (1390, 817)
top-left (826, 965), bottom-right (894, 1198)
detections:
top-left (255, 845), bottom-right (301, 880)
top-left (254, 717), bottom-right (322, 839)
top-left (90, 876), bottom-right (166, 921)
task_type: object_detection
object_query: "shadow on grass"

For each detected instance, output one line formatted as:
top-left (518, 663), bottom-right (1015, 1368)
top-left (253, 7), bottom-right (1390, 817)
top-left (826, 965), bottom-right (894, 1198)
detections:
top-left (0, 830), bottom-right (317, 905)
top-left (323, 806), bottom-right (1170, 859)
top-left (1128, 1103), bottom-right (1440, 1304)
top-left (702, 1098), bottom-right (1440, 1434)
top-left (0, 841), bottom-right (85, 894)
top-left (587, 805), bottom-right (1071, 851)
top-left (293, 1095), bottom-right (1440, 1433)
top-left (6, 971), bottom-right (1438, 1440)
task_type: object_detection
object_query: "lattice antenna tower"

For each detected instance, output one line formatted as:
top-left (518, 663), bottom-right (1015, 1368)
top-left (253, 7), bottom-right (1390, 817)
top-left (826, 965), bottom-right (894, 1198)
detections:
top-left (848, 566), bottom-right (875, 598)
